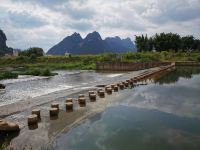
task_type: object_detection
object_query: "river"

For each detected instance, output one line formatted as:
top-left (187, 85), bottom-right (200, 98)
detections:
top-left (54, 67), bottom-right (200, 150)
top-left (0, 70), bottom-right (123, 107)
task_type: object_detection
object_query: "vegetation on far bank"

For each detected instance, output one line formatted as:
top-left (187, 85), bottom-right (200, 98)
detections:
top-left (1, 51), bottom-right (200, 68)
top-left (1, 46), bottom-right (200, 80)
top-left (135, 33), bottom-right (200, 52)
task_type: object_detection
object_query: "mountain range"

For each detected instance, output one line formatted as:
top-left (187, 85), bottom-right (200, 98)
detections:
top-left (0, 29), bottom-right (13, 56)
top-left (47, 31), bottom-right (136, 55)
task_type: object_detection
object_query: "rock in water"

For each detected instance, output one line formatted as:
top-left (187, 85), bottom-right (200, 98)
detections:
top-left (0, 119), bottom-right (20, 132)
top-left (0, 84), bottom-right (6, 89)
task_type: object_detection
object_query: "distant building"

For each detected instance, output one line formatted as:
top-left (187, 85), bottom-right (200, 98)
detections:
top-left (65, 50), bottom-right (70, 56)
top-left (4, 53), bottom-right (12, 57)
top-left (152, 46), bottom-right (156, 52)
top-left (13, 49), bottom-right (20, 56)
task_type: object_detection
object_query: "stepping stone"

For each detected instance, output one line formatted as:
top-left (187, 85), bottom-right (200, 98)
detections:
top-left (32, 109), bottom-right (41, 118)
top-left (89, 93), bottom-right (96, 101)
top-left (114, 86), bottom-right (118, 92)
top-left (27, 114), bottom-right (38, 125)
top-left (66, 102), bottom-right (73, 110)
top-left (66, 98), bottom-right (73, 103)
top-left (49, 108), bottom-right (59, 117)
top-left (119, 84), bottom-right (124, 90)
top-left (88, 91), bottom-right (95, 96)
top-left (78, 97), bottom-right (86, 104)
top-left (78, 94), bottom-right (85, 98)
top-left (97, 88), bottom-right (103, 95)
top-left (51, 103), bottom-right (59, 109)
top-left (99, 90), bottom-right (105, 98)
top-left (106, 88), bottom-right (112, 94)
top-left (0, 119), bottom-right (20, 132)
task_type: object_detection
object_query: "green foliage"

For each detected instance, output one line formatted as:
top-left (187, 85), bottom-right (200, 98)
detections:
top-left (135, 33), bottom-right (200, 52)
top-left (25, 69), bottom-right (41, 76)
top-left (135, 34), bottom-right (153, 52)
top-left (98, 53), bottom-right (121, 62)
top-left (0, 72), bottom-right (18, 80)
top-left (181, 36), bottom-right (195, 50)
top-left (41, 68), bottom-right (51, 76)
top-left (122, 52), bottom-right (160, 62)
top-left (196, 55), bottom-right (200, 62)
top-left (16, 55), bottom-right (30, 62)
top-left (0, 47), bottom-right (13, 56)
top-left (19, 47), bottom-right (44, 57)
top-left (0, 52), bottom-right (200, 78)
top-left (23, 68), bottom-right (54, 76)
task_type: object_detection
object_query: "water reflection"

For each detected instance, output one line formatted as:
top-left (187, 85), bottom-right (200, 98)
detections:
top-left (55, 106), bottom-right (200, 150)
top-left (0, 131), bottom-right (20, 149)
top-left (28, 124), bottom-right (38, 130)
top-left (155, 67), bottom-right (200, 84)
top-left (55, 67), bottom-right (200, 150)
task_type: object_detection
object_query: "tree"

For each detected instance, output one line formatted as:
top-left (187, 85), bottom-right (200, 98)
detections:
top-left (194, 39), bottom-right (200, 50)
top-left (181, 36), bottom-right (195, 50)
top-left (135, 34), bottom-right (152, 52)
top-left (19, 47), bottom-right (44, 57)
top-left (134, 32), bottom-right (199, 52)
top-left (135, 35), bottom-right (142, 52)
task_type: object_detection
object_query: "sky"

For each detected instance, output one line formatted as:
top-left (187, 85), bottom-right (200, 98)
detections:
top-left (0, 0), bottom-right (200, 52)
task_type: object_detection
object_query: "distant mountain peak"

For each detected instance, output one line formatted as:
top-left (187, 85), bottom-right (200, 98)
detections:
top-left (0, 29), bottom-right (13, 56)
top-left (123, 37), bottom-right (132, 41)
top-left (71, 32), bottom-right (81, 38)
top-left (0, 29), bottom-right (7, 48)
top-left (106, 36), bottom-right (121, 40)
top-left (114, 36), bottom-right (121, 39)
top-left (47, 31), bottom-right (136, 55)
top-left (85, 31), bottom-right (102, 41)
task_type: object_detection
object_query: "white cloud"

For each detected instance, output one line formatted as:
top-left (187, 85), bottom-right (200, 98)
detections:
top-left (0, 0), bottom-right (199, 51)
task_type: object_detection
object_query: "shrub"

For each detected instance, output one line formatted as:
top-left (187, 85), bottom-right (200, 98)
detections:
top-left (16, 56), bottom-right (30, 62)
top-left (0, 72), bottom-right (18, 80)
top-left (25, 69), bottom-right (41, 76)
top-left (196, 56), bottom-right (200, 62)
top-left (41, 69), bottom-right (51, 76)
top-left (22, 68), bottom-right (54, 76)
top-left (19, 47), bottom-right (44, 57)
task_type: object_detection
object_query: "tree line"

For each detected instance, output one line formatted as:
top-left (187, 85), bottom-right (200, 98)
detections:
top-left (135, 33), bottom-right (200, 52)
top-left (19, 47), bottom-right (44, 58)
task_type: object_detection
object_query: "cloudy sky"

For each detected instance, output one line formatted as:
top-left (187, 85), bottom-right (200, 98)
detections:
top-left (0, 0), bottom-right (200, 51)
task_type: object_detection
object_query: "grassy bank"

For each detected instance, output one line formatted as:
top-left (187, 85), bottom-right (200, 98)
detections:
top-left (0, 52), bottom-right (200, 80)
top-left (0, 72), bottom-right (18, 80)
top-left (0, 68), bottom-right (55, 80)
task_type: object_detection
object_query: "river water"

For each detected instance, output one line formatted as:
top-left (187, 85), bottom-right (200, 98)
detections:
top-left (0, 71), bottom-right (123, 107)
top-left (54, 67), bottom-right (200, 150)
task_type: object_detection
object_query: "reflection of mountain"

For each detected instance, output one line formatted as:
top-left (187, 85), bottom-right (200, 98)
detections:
top-left (155, 67), bottom-right (200, 84)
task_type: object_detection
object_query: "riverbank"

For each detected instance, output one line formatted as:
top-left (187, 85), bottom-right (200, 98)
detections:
top-left (0, 52), bottom-right (200, 80)
top-left (0, 65), bottom-right (174, 149)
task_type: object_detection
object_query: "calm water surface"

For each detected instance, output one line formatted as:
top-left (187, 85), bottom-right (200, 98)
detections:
top-left (54, 67), bottom-right (200, 150)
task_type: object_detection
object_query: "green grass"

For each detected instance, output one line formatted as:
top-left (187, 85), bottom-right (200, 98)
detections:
top-left (0, 52), bottom-right (200, 80)
top-left (1, 52), bottom-right (200, 67)
top-left (21, 68), bottom-right (56, 76)
top-left (0, 72), bottom-right (18, 80)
